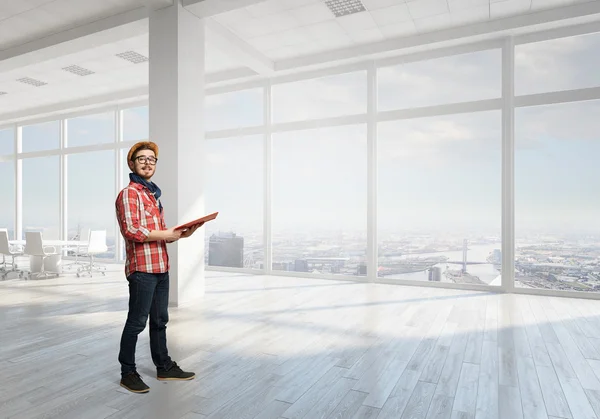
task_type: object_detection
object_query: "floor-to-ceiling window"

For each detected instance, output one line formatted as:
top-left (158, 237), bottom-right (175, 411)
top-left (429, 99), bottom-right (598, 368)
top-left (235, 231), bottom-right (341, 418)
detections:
top-left (66, 112), bottom-right (116, 258)
top-left (272, 125), bottom-right (367, 276)
top-left (514, 32), bottom-right (600, 293)
top-left (204, 89), bottom-right (264, 270)
top-left (271, 71), bottom-right (368, 276)
top-left (22, 121), bottom-right (60, 239)
top-left (205, 135), bottom-right (264, 269)
top-left (377, 48), bottom-right (502, 286)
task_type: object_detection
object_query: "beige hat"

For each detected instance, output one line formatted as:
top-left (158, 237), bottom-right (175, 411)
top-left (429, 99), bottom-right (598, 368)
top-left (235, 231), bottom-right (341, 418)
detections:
top-left (127, 141), bottom-right (159, 162)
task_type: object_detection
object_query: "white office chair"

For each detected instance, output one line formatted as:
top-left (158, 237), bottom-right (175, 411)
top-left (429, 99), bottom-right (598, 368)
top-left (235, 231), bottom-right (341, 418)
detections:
top-left (0, 230), bottom-right (24, 280)
top-left (77, 230), bottom-right (107, 277)
top-left (64, 227), bottom-right (90, 270)
top-left (24, 232), bottom-right (60, 280)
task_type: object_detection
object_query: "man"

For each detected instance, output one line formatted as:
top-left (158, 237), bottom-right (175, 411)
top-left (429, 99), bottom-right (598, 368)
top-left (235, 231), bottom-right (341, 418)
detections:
top-left (115, 141), bottom-right (202, 394)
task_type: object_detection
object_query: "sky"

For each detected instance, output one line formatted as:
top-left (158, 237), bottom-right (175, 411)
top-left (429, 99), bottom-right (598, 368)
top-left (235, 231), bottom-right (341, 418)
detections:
top-left (1, 31), bottom-right (600, 241)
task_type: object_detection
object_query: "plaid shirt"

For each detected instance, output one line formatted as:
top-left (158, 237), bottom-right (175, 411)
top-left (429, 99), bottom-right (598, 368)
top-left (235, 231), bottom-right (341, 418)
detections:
top-left (116, 181), bottom-right (169, 277)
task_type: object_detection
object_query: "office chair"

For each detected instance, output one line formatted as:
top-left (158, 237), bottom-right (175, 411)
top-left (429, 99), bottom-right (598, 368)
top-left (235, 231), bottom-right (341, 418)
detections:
top-left (77, 230), bottom-right (108, 277)
top-left (24, 232), bottom-right (61, 279)
top-left (64, 228), bottom-right (90, 270)
top-left (0, 230), bottom-right (24, 280)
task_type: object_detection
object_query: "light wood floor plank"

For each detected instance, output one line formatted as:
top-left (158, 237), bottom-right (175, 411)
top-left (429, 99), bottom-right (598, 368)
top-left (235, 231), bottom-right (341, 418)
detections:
top-left (400, 381), bottom-right (437, 419)
top-left (515, 356), bottom-right (548, 419)
top-left (498, 385), bottom-right (524, 419)
top-left (535, 364), bottom-right (572, 419)
top-left (475, 340), bottom-right (498, 419)
top-left (452, 363), bottom-right (479, 416)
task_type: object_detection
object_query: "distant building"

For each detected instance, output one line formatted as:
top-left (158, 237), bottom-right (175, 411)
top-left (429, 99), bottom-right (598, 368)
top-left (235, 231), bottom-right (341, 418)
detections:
top-left (357, 264), bottom-right (367, 276)
top-left (493, 249), bottom-right (502, 263)
top-left (428, 267), bottom-right (442, 282)
top-left (294, 259), bottom-right (309, 272)
top-left (208, 232), bottom-right (244, 268)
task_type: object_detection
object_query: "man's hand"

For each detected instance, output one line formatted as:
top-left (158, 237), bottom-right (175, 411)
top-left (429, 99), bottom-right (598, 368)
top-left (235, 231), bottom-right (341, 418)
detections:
top-left (163, 227), bottom-right (183, 243)
top-left (180, 222), bottom-right (204, 238)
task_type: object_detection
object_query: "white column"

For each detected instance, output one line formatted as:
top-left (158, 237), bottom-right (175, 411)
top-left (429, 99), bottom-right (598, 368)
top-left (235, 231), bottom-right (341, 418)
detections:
top-left (149, 2), bottom-right (206, 306)
top-left (502, 37), bottom-right (515, 292)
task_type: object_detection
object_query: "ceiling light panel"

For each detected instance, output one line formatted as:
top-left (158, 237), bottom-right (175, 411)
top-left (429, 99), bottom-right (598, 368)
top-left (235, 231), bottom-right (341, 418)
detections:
top-left (62, 65), bottom-right (95, 76)
top-left (116, 51), bottom-right (148, 64)
top-left (324, 0), bottom-right (367, 17)
top-left (16, 77), bottom-right (47, 87)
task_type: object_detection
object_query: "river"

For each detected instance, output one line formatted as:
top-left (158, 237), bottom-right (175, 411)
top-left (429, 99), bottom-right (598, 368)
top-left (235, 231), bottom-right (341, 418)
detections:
top-left (384, 244), bottom-right (501, 285)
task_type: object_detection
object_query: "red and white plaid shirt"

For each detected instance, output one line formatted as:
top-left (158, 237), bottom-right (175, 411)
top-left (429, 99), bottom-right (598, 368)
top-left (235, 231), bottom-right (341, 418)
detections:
top-left (116, 181), bottom-right (169, 277)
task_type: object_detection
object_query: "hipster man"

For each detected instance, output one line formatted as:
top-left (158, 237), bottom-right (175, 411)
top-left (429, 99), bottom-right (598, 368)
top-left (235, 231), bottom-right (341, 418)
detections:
top-left (115, 141), bottom-right (202, 393)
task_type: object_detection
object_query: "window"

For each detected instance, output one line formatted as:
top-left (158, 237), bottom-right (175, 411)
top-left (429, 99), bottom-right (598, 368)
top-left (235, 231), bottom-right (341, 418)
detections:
top-left (122, 149), bottom-right (132, 189)
top-left (67, 151), bottom-right (116, 259)
top-left (119, 148), bottom-right (133, 261)
top-left (22, 156), bottom-right (60, 239)
top-left (0, 161), bottom-right (15, 239)
top-left (272, 71), bottom-right (367, 124)
top-left (0, 128), bottom-right (14, 155)
top-left (516, 101), bottom-right (600, 292)
top-left (205, 88), bottom-right (263, 131)
top-left (272, 125), bottom-right (367, 276)
top-left (123, 106), bottom-right (149, 142)
top-left (378, 49), bottom-right (501, 111)
top-left (378, 111), bottom-right (501, 286)
top-left (516, 32), bottom-right (600, 96)
top-left (67, 112), bottom-right (115, 148)
top-left (204, 135), bottom-right (263, 269)
top-left (22, 121), bottom-right (60, 153)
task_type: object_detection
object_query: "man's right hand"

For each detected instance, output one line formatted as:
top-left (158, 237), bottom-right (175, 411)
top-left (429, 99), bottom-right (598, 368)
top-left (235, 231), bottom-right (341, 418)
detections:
top-left (163, 227), bottom-right (183, 242)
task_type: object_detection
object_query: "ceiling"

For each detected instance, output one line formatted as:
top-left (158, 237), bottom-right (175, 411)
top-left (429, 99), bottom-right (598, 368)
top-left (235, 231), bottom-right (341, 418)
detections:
top-left (215, 0), bottom-right (599, 60)
top-left (0, 0), bottom-right (167, 51)
top-left (0, 0), bottom-right (599, 121)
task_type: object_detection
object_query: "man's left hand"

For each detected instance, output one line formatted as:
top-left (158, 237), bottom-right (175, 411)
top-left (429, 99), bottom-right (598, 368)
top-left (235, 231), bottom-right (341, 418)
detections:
top-left (180, 222), bottom-right (204, 238)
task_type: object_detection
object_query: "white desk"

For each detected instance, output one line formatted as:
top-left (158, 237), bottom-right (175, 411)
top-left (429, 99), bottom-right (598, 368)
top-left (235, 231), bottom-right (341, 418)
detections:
top-left (10, 240), bottom-right (88, 247)
top-left (9, 240), bottom-right (89, 276)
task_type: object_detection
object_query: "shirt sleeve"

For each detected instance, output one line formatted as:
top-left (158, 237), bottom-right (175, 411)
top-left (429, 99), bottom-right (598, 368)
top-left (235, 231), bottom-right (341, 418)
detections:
top-left (116, 188), bottom-right (151, 243)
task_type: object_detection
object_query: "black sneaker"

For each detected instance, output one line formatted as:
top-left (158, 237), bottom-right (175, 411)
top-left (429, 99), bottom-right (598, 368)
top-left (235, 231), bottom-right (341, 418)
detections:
top-left (120, 371), bottom-right (150, 393)
top-left (157, 362), bottom-right (195, 381)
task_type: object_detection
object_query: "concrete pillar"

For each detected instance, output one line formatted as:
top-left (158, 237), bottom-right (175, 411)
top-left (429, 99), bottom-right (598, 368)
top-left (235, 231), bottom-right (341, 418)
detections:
top-left (149, 1), bottom-right (205, 306)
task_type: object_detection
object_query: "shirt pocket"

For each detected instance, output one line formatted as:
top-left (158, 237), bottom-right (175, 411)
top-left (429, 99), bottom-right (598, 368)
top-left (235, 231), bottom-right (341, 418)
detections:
top-left (144, 206), bottom-right (159, 219)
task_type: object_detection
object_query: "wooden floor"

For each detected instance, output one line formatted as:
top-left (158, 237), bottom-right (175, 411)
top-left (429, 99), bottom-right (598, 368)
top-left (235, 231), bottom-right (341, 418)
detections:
top-left (3, 269), bottom-right (600, 419)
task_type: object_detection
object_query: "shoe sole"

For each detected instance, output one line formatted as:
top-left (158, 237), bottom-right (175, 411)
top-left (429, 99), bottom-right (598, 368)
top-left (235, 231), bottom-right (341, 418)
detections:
top-left (157, 374), bottom-right (196, 381)
top-left (120, 382), bottom-right (150, 393)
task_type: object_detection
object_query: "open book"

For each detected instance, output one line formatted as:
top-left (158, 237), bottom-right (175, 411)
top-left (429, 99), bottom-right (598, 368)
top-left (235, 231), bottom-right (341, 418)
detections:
top-left (174, 211), bottom-right (219, 231)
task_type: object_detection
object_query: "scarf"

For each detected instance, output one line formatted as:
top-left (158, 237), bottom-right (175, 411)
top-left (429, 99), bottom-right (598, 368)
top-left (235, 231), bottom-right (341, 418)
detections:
top-left (129, 172), bottom-right (163, 212)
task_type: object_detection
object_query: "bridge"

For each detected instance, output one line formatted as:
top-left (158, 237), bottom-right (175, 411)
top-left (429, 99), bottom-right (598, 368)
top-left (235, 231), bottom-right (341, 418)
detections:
top-left (446, 261), bottom-right (487, 265)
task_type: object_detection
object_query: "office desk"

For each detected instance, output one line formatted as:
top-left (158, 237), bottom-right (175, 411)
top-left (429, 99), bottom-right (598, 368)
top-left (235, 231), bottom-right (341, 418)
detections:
top-left (9, 240), bottom-right (89, 275)
top-left (10, 240), bottom-right (88, 247)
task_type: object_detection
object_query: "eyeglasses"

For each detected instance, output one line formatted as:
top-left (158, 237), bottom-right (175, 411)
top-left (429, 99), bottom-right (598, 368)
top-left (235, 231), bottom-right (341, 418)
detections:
top-left (134, 156), bottom-right (158, 165)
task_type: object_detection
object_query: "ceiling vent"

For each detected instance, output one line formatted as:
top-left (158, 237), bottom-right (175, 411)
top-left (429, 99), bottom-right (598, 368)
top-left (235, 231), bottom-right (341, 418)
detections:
top-left (0, 92), bottom-right (7, 96)
top-left (63, 65), bottom-right (95, 76)
top-left (116, 51), bottom-right (148, 64)
top-left (324, 0), bottom-right (366, 17)
top-left (16, 77), bottom-right (47, 87)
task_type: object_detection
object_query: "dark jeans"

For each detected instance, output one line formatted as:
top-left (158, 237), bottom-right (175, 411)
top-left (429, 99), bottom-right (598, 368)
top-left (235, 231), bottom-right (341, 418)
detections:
top-left (118, 271), bottom-right (173, 377)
